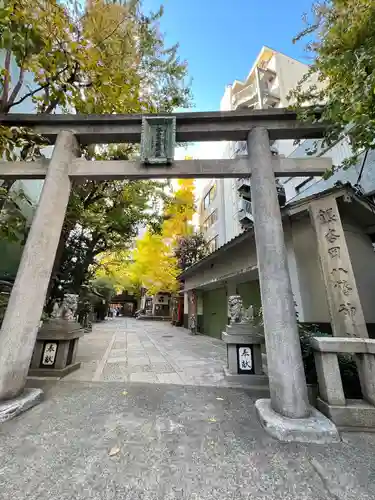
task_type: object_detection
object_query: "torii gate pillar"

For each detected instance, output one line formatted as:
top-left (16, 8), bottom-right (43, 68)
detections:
top-left (248, 127), bottom-right (339, 443)
top-left (0, 131), bottom-right (78, 422)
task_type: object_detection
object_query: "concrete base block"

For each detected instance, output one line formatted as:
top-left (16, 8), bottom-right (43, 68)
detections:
top-left (0, 388), bottom-right (43, 423)
top-left (255, 398), bottom-right (340, 444)
top-left (223, 367), bottom-right (268, 386)
top-left (317, 397), bottom-right (375, 429)
top-left (28, 362), bottom-right (81, 378)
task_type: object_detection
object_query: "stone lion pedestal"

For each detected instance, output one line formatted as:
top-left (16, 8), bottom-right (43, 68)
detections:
top-left (222, 296), bottom-right (268, 394)
top-left (28, 294), bottom-right (84, 378)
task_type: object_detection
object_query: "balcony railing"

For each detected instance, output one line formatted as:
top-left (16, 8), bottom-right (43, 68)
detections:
top-left (238, 198), bottom-right (253, 228)
top-left (237, 178), bottom-right (286, 207)
top-left (237, 177), bottom-right (251, 199)
top-left (232, 82), bottom-right (257, 108)
top-left (242, 199), bottom-right (252, 214)
top-left (232, 68), bottom-right (280, 110)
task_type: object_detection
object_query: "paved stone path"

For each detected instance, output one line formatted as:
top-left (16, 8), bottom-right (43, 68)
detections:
top-left (3, 318), bottom-right (375, 499)
top-left (3, 381), bottom-right (375, 499)
top-left (65, 318), bottom-right (230, 387)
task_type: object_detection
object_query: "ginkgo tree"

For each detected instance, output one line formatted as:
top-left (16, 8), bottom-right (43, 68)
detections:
top-left (162, 179), bottom-right (195, 241)
top-left (0, 0), bottom-right (190, 191)
top-left (0, 0), bottom-right (192, 307)
top-left (289, 0), bottom-right (375, 165)
top-left (0, 0), bottom-right (189, 117)
top-left (95, 249), bottom-right (141, 294)
top-left (128, 179), bottom-right (195, 293)
top-left (127, 231), bottom-right (181, 294)
top-left (96, 179), bottom-right (197, 294)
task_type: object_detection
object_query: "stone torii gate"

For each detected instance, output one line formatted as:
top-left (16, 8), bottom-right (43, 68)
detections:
top-left (0, 109), bottom-right (338, 441)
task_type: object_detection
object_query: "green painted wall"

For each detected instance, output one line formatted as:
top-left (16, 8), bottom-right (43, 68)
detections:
top-left (203, 287), bottom-right (228, 339)
top-left (0, 239), bottom-right (23, 279)
top-left (201, 281), bottom-right (261, 339)
top-left (237, 280), bottom-right (261, 309)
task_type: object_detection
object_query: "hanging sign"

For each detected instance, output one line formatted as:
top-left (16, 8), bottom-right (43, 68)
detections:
top-left (140, 116), bottom-right (176, 165)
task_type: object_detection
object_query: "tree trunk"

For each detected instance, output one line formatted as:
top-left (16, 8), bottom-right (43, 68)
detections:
top-left (72, 248), bottom-right (96, 294)
top-left (44, 215), bottom-right (78, 313)
top-left (44, 228), bottom-right (70, 314)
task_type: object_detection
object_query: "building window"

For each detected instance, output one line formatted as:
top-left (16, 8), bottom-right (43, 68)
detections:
top-left (203, 210), bottom-right (218, 231)
top-left (203, 194), bottom-right (209, 210)
top-left (208, 235), bottom-right (218, 253)
top-left (203, 184), bottom-right (216, 210)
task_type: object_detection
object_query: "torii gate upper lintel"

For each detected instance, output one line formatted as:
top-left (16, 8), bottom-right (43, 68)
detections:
top-left (0, 107), bottom-right (327, 144)
top-left (0, 109), bottom-right (330, 180)
top-left (0, 109), bottom-right (337, 442)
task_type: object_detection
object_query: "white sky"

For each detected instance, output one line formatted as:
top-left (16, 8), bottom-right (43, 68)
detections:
top-left (174, 141), bottom-right (226, 198)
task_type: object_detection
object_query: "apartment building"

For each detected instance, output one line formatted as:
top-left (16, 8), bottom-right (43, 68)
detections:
top-left (198, 45), bottom-right (375, 250)
top-left (198, 46), bottom-right (317, 247)
top-left (183, 48), bottom-right (375, 343)
top-left (198, 180), bottom-right (220, 250)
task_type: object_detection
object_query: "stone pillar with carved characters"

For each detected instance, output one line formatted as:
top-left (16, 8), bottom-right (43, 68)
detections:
top-left (309, 196), bottom-right (368, 338)
top-left (309, 196), bottom-right (375, 410)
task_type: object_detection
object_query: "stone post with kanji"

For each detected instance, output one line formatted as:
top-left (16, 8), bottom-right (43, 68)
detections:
top-left (309, 196), bottom-right (375, 407)
top-left (309, 196), bottom-right (368, 338)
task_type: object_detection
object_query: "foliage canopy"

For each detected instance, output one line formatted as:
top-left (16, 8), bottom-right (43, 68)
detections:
top-left (97, 180), bottom-right (202, 295)
top-left (0, 0), bottom-right (192, 306)
top-left (290, 0), bottom-right (375, 164)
